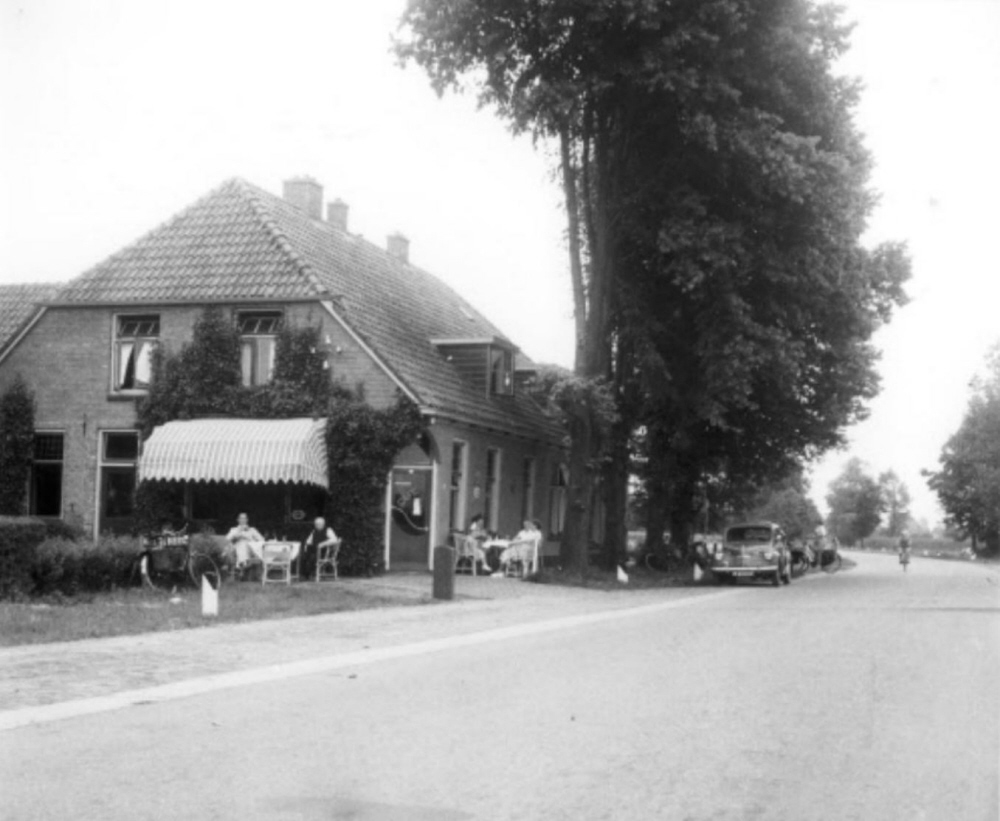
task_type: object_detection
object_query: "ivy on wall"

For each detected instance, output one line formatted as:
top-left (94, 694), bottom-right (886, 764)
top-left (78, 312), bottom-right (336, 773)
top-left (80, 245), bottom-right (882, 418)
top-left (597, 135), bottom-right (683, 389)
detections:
top-left (134, 306), bottom-right (425, 573)
top-left (0, 374), bottom-right (36, 515)
top-left (324, 397), bottom-right (424, 576)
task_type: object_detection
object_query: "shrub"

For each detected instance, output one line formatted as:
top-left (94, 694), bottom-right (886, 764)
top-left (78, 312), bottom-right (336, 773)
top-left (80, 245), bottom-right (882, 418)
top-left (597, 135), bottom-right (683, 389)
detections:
top-left (31, 535), bottom-right (141, 596)
top-left (43, 518), bottom-right (87, 542)
top-left (0, 375), bottom-right (35, 515)
top-left (0, 515), bottom-right (47, 599)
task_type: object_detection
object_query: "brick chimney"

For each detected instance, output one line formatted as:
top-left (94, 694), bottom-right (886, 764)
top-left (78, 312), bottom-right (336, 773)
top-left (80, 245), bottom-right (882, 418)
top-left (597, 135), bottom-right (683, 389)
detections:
top-left (283, 176), bottom-right (323, 220)
top-left (326, 199), bottom-right (349, 231)
top-left (387, 232), bottom-right (410, 262)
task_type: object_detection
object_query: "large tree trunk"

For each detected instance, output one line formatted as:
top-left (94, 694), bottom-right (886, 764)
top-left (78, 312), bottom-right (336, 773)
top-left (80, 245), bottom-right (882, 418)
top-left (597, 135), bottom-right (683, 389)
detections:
top-left (557, 121), bottom-right (616, 570)
top-left (560, 401), bottom-right (595, 569)
top-left (602, 423), bottom-right (630, 569)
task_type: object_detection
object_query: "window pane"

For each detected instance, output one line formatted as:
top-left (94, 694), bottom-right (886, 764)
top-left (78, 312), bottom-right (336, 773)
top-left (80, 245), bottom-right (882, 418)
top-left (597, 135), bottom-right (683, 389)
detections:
top-left (33, 433), bottom-right (64, 461)
top-left (31, 463), bottom-right (62, 517)
top-left (103, 467), bottom-right (136, 518)
top-left (118, 341), bottom-right (135, 387)
top-left (238, 312), bottom-right (281, 334)
top-left (135, 341), bottom-right (154, 386)
top-left (240, 340), bottom-right (254, 387)
top-left (104, 432), bottom-right (139, 461)
top-left (256, 337), bottom-right (276, 384)
top-left (117, 315), bottom-right (160, 337)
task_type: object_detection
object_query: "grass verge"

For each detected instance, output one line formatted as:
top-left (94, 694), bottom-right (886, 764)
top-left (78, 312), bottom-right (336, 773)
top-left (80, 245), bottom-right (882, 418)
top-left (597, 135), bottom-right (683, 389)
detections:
top-left (0, 581), bottom-right (432, 647)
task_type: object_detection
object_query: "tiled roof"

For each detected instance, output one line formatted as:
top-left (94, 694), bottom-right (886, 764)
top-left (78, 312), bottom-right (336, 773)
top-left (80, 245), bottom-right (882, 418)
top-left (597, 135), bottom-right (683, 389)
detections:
top-left (0, 282), bottom-right (61, 356)
top-left (53, 179), bottom-right (562, 442)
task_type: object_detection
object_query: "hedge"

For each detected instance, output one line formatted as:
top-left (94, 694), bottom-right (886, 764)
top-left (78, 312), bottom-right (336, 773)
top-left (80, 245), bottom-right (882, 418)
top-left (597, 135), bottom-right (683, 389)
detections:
top-left (30, 535), bottom-right (141, 597)
top-left (0, 516), bottom-right (48, 599)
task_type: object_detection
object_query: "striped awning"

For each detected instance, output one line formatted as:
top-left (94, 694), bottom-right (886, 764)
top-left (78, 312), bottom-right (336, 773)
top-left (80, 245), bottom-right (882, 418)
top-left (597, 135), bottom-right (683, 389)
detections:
top-left (139, 418), bottom-right (328, 488)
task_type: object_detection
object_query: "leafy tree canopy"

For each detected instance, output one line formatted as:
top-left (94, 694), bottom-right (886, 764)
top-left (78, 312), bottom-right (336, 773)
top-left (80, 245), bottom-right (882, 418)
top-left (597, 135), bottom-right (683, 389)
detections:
top-left (926, 346), bottom-right (1000, 555)
top-left (826, 457), bottom-right (884, 545)
top-left (741, 471), bottom-right (822, 541)
top-left (878, 469), bottom-right (911, 538)
top-left (399, 0), bottom-right (911, 560)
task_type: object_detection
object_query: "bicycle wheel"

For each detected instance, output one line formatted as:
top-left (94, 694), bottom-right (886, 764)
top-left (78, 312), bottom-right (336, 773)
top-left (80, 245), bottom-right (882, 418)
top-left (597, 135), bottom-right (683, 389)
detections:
top-left (189, 553), bottom-right (222, 589)
top-left (823, 553), bottom-right (842, 573)
top-left (143, 553), bottom-right (181, 591)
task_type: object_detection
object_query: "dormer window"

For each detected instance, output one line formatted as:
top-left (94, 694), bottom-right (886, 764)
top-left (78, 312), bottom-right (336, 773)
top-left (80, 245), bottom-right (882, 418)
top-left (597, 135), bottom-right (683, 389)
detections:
top-left (489, 346), bottom-right (514, 395)
top-left (114, 314), bottom-right (159, 391)
top-left (238, 311), bottom-right (282, 386)
top-left (431, 336), bottom-right (517, 398)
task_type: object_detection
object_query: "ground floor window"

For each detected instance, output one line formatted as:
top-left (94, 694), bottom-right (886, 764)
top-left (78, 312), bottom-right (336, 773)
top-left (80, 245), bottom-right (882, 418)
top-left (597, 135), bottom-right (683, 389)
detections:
top-left (99, 431), bottom-right (139, 534)
top-left (30, 432), bottom-right (64, 517)
top-left (521, 457), bottom-right (536, 523)
top-left (548, 464), bottom-right (568, 539)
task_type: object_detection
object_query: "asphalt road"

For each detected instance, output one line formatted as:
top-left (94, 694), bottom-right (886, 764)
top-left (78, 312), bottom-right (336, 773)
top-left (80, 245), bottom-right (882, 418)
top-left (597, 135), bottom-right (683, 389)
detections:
top-left (1, 552), bottom-right (997, 820)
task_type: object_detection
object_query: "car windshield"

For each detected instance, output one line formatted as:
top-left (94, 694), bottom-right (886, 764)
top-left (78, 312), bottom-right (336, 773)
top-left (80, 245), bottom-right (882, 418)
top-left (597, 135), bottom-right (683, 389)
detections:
top-left (726, 526), bottom-right (773, 544)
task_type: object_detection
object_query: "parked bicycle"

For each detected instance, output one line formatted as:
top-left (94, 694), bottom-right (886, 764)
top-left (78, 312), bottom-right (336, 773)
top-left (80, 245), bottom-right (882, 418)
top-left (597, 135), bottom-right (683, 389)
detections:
top-left (132, 527), bottom-right (222, 591)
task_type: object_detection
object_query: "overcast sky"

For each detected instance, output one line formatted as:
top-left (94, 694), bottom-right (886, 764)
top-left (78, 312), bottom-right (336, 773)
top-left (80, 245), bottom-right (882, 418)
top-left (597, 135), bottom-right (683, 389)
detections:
top-left (2, 0), bottom-right (998, 526)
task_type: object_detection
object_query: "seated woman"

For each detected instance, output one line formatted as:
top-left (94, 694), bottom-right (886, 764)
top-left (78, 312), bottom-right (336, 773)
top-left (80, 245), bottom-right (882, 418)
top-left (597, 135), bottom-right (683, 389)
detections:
top-left (462, 514), bottom-right (492, 573)
top-left (225, 512), bottom-right (264, 570)
top-left (500, 520), bottom-right (542, 574)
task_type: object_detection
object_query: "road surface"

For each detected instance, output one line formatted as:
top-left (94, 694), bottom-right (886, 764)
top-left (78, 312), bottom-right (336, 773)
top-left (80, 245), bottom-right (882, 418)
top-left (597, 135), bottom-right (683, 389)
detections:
top-left (1, 551), bottom-right (997, 820)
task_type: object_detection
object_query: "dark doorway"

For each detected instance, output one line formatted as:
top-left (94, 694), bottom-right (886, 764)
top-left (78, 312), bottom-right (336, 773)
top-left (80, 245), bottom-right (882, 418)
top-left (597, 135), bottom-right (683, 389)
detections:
top-left (389, 467), bottom-right (432, 570)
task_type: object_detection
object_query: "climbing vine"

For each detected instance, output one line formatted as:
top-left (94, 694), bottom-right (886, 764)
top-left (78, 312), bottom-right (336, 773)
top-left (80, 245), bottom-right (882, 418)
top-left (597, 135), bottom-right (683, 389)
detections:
top-left (134, 306), bottom-right (425, 572)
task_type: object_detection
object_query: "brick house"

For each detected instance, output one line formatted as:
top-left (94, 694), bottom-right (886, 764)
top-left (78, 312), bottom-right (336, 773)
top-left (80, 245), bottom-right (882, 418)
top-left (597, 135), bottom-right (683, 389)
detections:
top-left (0, 177), bottom-right (568, 570)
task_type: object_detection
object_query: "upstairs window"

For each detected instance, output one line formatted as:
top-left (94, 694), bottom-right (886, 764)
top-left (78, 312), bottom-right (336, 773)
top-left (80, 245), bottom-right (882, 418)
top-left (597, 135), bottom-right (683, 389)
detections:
top-left (489, 346), bottom-right (514, 395)
top-left (238, 311), bottom-right (282, 387)
top-left (115, 315), bottom-right (159, 390)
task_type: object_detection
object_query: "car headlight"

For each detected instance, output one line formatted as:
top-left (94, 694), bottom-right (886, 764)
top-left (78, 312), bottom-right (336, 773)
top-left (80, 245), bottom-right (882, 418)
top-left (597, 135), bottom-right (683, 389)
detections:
top-left (763, 549), bottom-right (776, 561)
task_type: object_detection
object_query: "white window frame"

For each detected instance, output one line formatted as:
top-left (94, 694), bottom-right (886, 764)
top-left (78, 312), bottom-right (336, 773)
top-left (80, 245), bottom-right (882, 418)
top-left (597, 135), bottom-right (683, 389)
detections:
top-left (112, 314), bottom-right (159, 392)
top-left (94, 429), bottom-right (141, 539)
top-left (238, 310), bottom-right (282, 387)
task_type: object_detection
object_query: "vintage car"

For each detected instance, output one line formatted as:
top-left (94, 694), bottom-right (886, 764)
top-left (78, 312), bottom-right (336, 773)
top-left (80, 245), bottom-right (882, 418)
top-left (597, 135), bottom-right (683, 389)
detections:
top-left (712, 522), bottom-right (791, 586)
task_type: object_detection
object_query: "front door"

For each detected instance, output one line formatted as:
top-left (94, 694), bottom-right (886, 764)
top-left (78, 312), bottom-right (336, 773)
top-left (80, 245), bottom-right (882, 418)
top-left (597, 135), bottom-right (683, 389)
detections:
top-left (388, 467), bottom-right (432, 570)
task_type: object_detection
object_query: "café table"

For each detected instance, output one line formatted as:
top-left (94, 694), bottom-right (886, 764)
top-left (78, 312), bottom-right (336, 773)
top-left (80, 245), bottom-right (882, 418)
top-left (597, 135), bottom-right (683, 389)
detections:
top-left (249, 541), bottom-right (300, 585)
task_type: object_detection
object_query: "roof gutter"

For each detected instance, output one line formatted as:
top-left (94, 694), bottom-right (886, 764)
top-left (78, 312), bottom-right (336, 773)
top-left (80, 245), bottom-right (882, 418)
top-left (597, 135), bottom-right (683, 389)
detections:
top-left (43, 295), bottom-right (342, 309)
top-left (420, 407), bottom-right (566, 448)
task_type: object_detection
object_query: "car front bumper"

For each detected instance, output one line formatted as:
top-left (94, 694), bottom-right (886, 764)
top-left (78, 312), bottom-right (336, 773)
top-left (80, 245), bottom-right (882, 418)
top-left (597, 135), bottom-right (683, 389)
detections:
top-left (712, 565), bottom-right (779, 578)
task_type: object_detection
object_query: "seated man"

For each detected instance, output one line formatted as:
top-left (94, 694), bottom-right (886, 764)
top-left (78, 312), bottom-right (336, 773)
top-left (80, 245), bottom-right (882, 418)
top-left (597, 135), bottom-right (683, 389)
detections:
top-left (300, 516), bottom-right (338, 581)
top-left (225, 512), bottom-right (264, 570)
